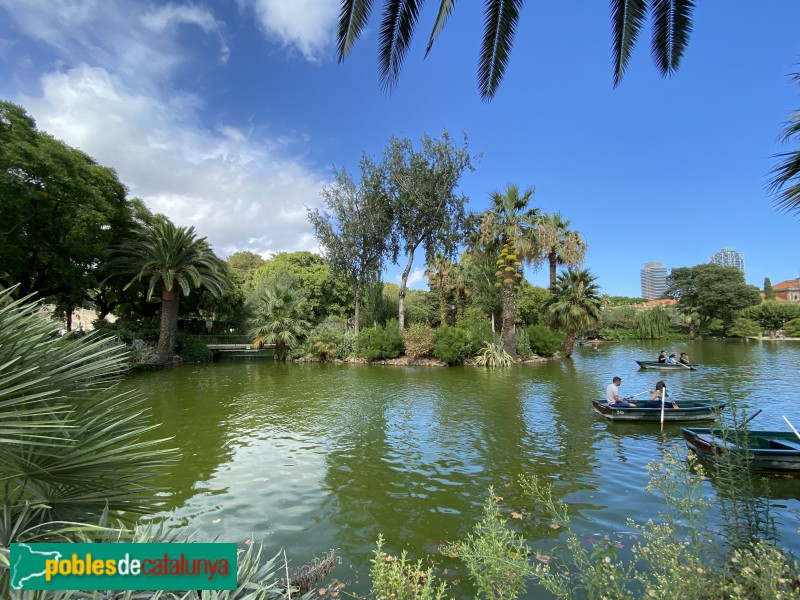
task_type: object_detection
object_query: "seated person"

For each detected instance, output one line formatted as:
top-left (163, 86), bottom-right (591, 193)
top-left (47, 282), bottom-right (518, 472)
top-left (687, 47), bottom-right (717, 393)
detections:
top-left (679, 352), bottom-right (690, 365)
top-left (657, 350), bottom-right (667, 363)
top-left (606, 376), bottom-right (636, 407)
top-left (665, 354), bottom-right (678, 364)
top-left (644, 380), bottom-right (678, 408)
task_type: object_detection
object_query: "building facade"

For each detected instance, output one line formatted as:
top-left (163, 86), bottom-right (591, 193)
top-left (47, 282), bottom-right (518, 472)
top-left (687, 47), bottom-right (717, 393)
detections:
top-left (774, 278), bottom-right (800, 302)
top-left (640, 261), bottom-right (669, 300)
top-left (710, 247), bottom-right (745, 273)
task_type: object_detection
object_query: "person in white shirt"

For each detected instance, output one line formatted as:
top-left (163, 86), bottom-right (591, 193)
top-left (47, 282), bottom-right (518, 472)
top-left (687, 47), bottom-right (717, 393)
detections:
top-left (606, 376), bottom-right (636, 407)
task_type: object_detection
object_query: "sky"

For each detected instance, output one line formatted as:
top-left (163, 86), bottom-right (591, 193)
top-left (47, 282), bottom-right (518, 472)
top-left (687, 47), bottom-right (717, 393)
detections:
top-left (1, 1), bottom-right (799, 297)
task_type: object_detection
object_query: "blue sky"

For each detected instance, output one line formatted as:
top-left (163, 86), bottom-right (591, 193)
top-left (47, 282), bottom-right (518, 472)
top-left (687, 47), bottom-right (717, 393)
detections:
top-left (1, 1), bottom-right (798, 297)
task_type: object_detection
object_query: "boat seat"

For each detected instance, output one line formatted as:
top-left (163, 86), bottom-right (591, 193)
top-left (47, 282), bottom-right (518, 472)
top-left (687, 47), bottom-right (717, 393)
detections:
top-left (693, 433), bottom-right (737, 450)
top-left (768, 439), bottom-right (800, 452)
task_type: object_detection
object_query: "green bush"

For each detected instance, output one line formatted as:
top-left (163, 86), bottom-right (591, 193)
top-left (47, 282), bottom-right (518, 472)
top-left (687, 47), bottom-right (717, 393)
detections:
top-left (308, 322), bottom-right (346, 360)
top-left (176, 335), bottom-right (213, 363)
top-left (433, 326), bottom-right (473, 364)
top-left (403, 323), bottom-right (436, 357)
top-left (727, 317), bottom-right (761, 338)
top-left (92, 314), bottom-right (160, 345)
top-left (784, 317), bottom-right (800, 337)
top-left (515, 327), bottom-right (533, 359)
top-left (357, 321), bottom-right (403, 360)
top-left (525, 324), bottom-right (564, 357)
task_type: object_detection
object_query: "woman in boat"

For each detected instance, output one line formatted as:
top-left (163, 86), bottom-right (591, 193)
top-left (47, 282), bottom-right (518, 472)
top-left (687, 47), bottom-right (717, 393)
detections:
top-left (665, 354), bottom-right (679, 364)
top-left (645, 380), bottom-right (679, 408)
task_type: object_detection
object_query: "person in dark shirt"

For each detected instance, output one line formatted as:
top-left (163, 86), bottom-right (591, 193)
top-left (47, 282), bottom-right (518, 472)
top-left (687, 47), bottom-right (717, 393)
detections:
top-left (657, 350), bottom-right (667, 363)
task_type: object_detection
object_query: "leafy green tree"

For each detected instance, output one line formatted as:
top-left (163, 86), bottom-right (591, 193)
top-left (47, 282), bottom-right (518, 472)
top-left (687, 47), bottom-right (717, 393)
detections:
top-left (249, 283), bottom-right (312, 360)
top-left (0, 101), bottom-right (132, 313)
top-left (337, 0), bottom-right (694, 99)
top-left (763, 277), bottom-right (776, 300)
top-left (448, 262), bottom-right (470, 321)
top-left (543, 267), bottom-right (603, 357)
top-left (666, 264), bottom-right (761, 332)
top-left (116, 221), bottom-right (231, 364)
top-left (516, 280), bottom-right (549, 326)
top-left (381, 131), bottom-right (474, 331)
top-left (740, 300), bottom-right (800, 333)
top-left (477, 183), bottom-right (540, 358)
top-left (425, 252), bottom-right (453, 325)
top-left (308, 163), bottom-right (392, 334)
top-left (460, 248), bottom-right (502, 331)
top-left (727, 317), bottom-right (761, 338)
top-left (768, 69), bottom-right (800, 215)
top-left (533, 212), bottom-right (587, 290)
top-left (635, 305), bottom-right (671, 339)
top-left (227, 250), bottom-right (266, 289)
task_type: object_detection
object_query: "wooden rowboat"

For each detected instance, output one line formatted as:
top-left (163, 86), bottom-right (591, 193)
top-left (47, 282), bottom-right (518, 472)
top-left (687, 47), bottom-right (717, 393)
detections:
top-left (682, 428), bottom-right (800, 472)
top-left (591, 400), bottom-right (722, 422)
top-left (635, 360), bottom-right (696, 371)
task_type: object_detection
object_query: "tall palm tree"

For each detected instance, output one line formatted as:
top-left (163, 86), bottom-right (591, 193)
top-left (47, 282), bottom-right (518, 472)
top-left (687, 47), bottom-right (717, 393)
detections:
top-left (425, 252), bottom-right (453, 325)
top-left (337, 0), bottom-right (695, 100)
top-left (768, 70), bottom-right (800, 215)
top-left (249, 284), bottom-right (312, 360)
top-left (533, 212), bottom-right (587, 290)
top-left (479, 183), bottom-right (539, 358)
top-left (543, 267), bottom-right (602, 357)
top-left (448, 261), bottom-right (469, 321)
top-left (118, 221), bottom-right (230, 365)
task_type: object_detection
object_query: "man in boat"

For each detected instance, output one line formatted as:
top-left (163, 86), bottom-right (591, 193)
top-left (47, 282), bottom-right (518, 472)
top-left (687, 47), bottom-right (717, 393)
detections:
top-left (679, 352), bottom-right (690, 365)
top-left (657, 350), bottom-right (667, 363)
top-left (606, 376), bottom-right (636, 407)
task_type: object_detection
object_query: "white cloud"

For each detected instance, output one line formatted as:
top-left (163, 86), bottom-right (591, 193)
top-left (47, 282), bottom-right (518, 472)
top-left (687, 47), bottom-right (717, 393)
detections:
top-left (141, 3), bottom-right (229, 63)
top-left (397, 268), bottom-right (427, 290)
top-left (243, 0), bottom-right (338, 61)
top-left (21, 65), bottom-right (328, 258)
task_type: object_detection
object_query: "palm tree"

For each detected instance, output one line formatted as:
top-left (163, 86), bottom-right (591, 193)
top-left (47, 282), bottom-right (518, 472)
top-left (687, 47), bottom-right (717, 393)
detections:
top-left (425, 252), bottom-right (453, 325)
top-left (118, 221), bottom-right (230, 365)
top-left (449, 262), bottom-right (469, 321)
top-left (768, 70), bottom-right (800, 215)
top-left (543, 267), bottom-right (602, 357)
top-left (478, 183), bottom-right (539, 358)
top-left (337, 0), bottom-right (695, 100)
top-left (249, 284), bottom-right (312, 360)
top-left (533, 212), bottom-right (587, 291)
top-left (0, 288), bottom-right (174, 550)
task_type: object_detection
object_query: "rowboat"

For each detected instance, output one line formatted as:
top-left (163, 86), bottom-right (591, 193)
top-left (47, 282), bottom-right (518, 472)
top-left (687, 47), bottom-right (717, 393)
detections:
top-left (591, 400), bottom-right (722, 422)
top-left (635, 360), bottom-right (696, 371)
top-left (682, 428), bottom-right (800, 472)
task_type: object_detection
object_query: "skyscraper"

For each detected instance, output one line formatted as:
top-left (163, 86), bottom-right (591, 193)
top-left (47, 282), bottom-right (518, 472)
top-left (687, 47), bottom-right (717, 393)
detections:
top-left (640, 262), bottom-right (669, 300)
top-left (710, 247), bottom-right (745, 274)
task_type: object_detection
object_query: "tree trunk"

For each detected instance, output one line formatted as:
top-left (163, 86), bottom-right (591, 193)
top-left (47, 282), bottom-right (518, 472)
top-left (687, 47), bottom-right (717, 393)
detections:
top-left (156, 286), bottom-right (180, 364)
top-left (549, 251), bottom-right (558, 290)
top-left (354, 283), bottom-right (362, 335)
top-left (688, 319), bottom-right (696, 340)
top-left (398, 248), bottom-right (415, 331)
top-left (501, 286), bottom-right (517, 360)
top-left (564, 331), bottom-right (575, 357)
top-left (439, 289), bottom-right (448, 326)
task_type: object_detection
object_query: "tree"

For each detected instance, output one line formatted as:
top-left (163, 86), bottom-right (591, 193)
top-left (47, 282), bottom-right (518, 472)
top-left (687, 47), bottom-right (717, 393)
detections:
top-left (425, 252), bottom-right (453, 325)
top-left (516, 280), bottom-right (550, 326)
top-left (337, 0), bottom-right (695, 100)
top-left (666, 264), bottom-right (761, 332)
top-left (533, 212), bottom-right (587, 290)
top-left (764, 277), bottom-right (776, 301)
top-left (543, 267), bottom-right (602, 357)
top-left (740, 300), bottom-right (800, 334)
top-left (768, 69), bottom-right (800, 215)
top-left (227, 251), bottom-right (266, 288)
top-left (477, 183), bottom-right (540, 358)
top-left (448, 261), bottom-right (470, 321)
top-left (249, 283), bottom-right (312, 360)
top-left (381, 130), bottom-right (475, 331)
top-left (0, 101), bottom-right (133, 312)
top-left (308, 162), bottom-right (392, 334)
top-left (116, 221), bottom-right (231, 364)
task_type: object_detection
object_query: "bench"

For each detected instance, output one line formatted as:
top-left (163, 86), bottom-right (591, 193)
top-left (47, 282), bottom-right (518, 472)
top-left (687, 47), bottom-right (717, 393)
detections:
top-left (693, 433), bottom-right (737, 450)
top-left (768, 438), bottom-right (800, 452)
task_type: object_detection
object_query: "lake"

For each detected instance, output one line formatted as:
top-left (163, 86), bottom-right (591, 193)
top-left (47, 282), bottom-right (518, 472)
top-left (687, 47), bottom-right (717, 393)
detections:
top-left (125, 339), bottom-right (800, 598)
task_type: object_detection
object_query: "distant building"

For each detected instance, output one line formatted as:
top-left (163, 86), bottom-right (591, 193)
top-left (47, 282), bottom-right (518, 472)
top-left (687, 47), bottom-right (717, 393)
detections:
top-left (774, 278), bottom-right (800, 302)
top-left (710, 247), bottom-right (745, 273)
top-left (640, 262), bottom-right (669, 300)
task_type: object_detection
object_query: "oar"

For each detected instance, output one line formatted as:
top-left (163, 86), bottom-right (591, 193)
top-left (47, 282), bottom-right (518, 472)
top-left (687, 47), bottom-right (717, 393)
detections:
top-left (660, 388), bottom-right (666, 430)
top-left (737, 409), bottom-right (762, 430)
top-left (623, 390), bottom-right (650, 400)
top-left (782, 416), bottom-right (800, 442)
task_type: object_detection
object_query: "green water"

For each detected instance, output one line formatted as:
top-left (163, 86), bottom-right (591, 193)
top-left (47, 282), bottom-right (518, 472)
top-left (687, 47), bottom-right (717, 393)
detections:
top-left (125, 340), bottom-right (800, 597)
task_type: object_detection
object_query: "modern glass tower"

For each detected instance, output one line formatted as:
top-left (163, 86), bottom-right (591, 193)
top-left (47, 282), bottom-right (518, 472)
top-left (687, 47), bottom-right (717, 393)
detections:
top-left (640, 262), bottom-right (669, 300)
top-left (710, 247), bottom-right (745, 274)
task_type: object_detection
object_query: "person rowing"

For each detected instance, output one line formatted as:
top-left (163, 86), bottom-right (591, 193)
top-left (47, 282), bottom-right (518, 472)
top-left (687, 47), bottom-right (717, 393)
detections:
top-left (679, 352), bottom-right (691, 365)
top-left (606, 376), bottom-right (637, 407)
top-left (644, 381), bottom-right (679, 409)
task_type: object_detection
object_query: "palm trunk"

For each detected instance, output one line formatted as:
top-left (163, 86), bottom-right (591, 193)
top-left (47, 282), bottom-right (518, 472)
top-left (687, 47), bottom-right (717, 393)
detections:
top-left (689, 319), bottom-right (696, 340)
top-left (501, 286), bottom-right (517, 360)
top-left (564, 331), bottom-right (575, 357)
top-left (398, 247), bottom-right (415, 332)
top-left (354, 283), bottom-right (362, 335)
top-left (439, 288), bottom-right (448, 326)
top-left (157, 286), bottom-right (180, 364)
top-left (549, 251), bottom-right (558, 290)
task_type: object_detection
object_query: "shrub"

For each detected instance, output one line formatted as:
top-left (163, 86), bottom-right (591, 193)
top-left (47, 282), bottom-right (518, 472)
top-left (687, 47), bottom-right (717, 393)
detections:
top-left (515, 327), bottom-right (533, 359)
top-left (525, 324), bottom-right (564, 357)
top-left (357, 321), bottom-right (403, 360)
top-left (403, 323), bottom-right (436, 357)
top-left (308, 322), bottom-right (346, 360)
top-left (473, 341), bottom-right (515, 367)
top-left (176, 335), bottom-right (213, 363)
top-left (727, 317), bottom-right (761, 338)
top-left (433, 326), bottom-right (473, 364)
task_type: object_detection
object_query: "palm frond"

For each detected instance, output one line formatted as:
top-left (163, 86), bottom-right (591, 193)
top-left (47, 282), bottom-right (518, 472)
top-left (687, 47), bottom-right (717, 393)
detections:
top-left (338, 0), bottom-right (375, 60)
top-left (425, 0), bottom-right (457, 56)
top-left (479, 0), bottom-right (524, 101)
top-left (767, 148), bottom-right (800, 215)
top-left (378, 0), bottom-right (425, 92)
top-left (650, 0), bottom-right (694, 77)
top-left (610, 0), bottom-right (647, 87)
